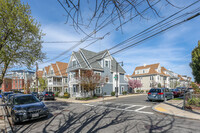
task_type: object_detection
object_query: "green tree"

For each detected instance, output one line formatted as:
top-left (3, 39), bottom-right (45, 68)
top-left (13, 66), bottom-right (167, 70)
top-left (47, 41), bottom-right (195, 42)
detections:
top-left (158, 83), bottom-right (161, 88)
top-left (190, 41), bottom-right (200, 83)
top-left (0, 0), bottom-right (45, 86)
top-left (38, 78), bottom-right (47, 91)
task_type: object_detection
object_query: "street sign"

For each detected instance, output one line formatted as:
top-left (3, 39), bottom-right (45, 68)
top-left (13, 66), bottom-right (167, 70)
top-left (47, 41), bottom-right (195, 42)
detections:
top-left (114, 74), bottom-right (118, 80)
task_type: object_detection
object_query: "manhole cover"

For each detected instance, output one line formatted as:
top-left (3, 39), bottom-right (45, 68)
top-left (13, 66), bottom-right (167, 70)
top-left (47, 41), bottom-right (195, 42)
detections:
top-left (144, 125), bottom-right (163, 130)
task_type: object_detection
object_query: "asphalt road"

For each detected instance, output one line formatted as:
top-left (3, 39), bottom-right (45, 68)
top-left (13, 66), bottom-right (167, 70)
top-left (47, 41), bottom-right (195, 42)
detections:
top-left (12, 95), bottom-right (200, 133)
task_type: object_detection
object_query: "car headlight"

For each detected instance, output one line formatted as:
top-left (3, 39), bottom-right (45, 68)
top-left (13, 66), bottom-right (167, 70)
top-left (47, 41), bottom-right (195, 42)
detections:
top-left (14, 110), bottom-right (26, 113)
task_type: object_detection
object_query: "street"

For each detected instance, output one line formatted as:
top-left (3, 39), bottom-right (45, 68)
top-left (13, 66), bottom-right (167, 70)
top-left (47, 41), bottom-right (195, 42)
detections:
top-left (12, 95), bottom-right (200, 133)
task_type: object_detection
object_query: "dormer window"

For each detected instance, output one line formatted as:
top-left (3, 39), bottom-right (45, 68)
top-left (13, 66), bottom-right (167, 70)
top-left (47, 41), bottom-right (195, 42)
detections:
top-left (72, 60), bottom-right (77, 68)
top-left (105, 61), bottom-right (109, 67)
top-left (143, 70), bottom-right (145, 73)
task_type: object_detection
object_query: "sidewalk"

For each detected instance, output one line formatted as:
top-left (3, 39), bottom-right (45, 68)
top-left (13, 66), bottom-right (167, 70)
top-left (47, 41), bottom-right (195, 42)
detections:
top-left (56, 93), bottom-right (146, 103)
top-left (0, 101), bottom-right (12, 133)
top-left (153, 100), bottom-right (200, 120)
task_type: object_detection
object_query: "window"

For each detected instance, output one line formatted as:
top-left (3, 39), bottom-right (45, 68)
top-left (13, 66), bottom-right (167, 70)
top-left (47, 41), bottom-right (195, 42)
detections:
top-left (106, 77), bottom-right (109, 83)
top-left (143, 70), bottom-right (145, 73)
top-left (137, 71), bottom-right (139, 74)
top-left (51, 70), bottom-right (53, 75)
top-left (96, 87), bottom-right (101, 94)
top-left (72, 61), bottom-right (77, 68)
top-left (65, 78), bottom-right (67, 83)
top-left (6, 84), bottom-right (8, 88)
top-left (15, 80), bottom-right (17, 83)
top-left (105, 61), bottom-right (109, 67)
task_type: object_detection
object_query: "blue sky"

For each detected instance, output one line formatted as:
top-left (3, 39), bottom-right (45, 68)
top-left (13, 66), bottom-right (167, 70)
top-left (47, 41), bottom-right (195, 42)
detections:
top-left (21, 0), bottom-right (200, 80)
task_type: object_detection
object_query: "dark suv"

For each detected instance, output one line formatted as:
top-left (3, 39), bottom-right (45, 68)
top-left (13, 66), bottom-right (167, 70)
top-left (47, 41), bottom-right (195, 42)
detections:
top-left (2, 92), bottom-right (13, 103)
top-left (6, 94), bottom-right (49, 124)
top-left (42, 92), bottom-right (55, 100)
top-left (147, 88), bottom-right (174, 101)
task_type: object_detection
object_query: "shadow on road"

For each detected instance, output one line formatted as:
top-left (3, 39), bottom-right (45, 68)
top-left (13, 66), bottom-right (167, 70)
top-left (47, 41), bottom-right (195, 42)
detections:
top-left (12, 101), bottom-right (199, 133)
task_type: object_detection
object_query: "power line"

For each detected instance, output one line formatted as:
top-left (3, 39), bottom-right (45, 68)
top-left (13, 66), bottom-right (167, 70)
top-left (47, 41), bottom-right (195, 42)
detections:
top-left (38, 2), bottom-right (200, 75)
top-left (42, 0), bottom-right (144, 63)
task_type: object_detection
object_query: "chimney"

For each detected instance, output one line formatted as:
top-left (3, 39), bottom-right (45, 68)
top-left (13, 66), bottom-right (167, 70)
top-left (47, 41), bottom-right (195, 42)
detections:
top-left (143, 64), bottom-right (146, 67)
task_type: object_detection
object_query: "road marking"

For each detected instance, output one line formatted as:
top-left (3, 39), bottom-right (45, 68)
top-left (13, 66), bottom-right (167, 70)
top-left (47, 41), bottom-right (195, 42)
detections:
top-left (125, 105), bottom-right (137, 109)
top-left (155, 107), bottom-right (167, 112)
top-left (82, 103), bottom-right (154, 114)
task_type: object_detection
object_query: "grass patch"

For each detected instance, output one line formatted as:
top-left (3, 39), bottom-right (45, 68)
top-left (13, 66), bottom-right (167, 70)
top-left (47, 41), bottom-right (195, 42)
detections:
top-left (172, 98), bottom-right (183, 100)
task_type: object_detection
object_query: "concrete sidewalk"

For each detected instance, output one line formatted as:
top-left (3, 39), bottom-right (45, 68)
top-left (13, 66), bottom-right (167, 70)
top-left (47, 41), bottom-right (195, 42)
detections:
top-left (56, 94), bottom-right (146, 103)
top-left (153, 100), bottom-right (200, 120)
top-left (0, 101), bottom-right (12, 133)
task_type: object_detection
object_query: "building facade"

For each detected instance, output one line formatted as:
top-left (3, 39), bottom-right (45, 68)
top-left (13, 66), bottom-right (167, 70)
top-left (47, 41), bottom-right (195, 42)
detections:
top-left (67, 48), bottom-right (128, 97)
top-left (12, 70), bottom-right (35, 92)
top-left (130, 63), bottom-right (191, 90)
top-left (0, 78), bottom-right (12, 92)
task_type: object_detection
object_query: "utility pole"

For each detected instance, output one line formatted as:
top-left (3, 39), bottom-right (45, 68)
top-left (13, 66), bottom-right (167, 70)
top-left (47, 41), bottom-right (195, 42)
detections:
top-left (115, 61), bottom-right (123, 98)
top-left (36, 62), bottom-right (38, 93)
top-left (116, 62), bottom-right (118, 98)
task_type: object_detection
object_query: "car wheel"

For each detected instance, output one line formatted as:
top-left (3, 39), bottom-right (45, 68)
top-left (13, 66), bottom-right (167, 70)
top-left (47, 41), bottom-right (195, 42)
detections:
top-left (11, 113), bottom-right (18, 125)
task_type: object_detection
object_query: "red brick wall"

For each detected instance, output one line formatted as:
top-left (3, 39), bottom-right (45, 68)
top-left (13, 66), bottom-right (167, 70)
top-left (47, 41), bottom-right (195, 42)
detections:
top-left (0, 78), bottom-right (12, 92)
top-left (12, 78), bottom-right (24, 90)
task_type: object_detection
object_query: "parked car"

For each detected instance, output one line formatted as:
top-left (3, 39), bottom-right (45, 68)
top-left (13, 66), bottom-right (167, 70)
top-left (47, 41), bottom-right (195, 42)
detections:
top-left (147, 88), bottom-right (174, 101)
top-left (2, 92), bottom-right (13, 103)
top-left (31, 92), bottom-right (39, 98)
top-left (42, 92), bottom-right (55, 100)
top-left (187, 88), bottom-right (194, 93)
top-left (170, 88), bottom-right (182, 97)
top-left (6, 94), bottom-right (49, 124)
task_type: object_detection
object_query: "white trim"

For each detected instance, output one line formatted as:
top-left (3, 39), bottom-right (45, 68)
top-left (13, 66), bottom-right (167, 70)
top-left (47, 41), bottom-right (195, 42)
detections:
top-left (79, 49), bottom-right (92, 68)
top-left (73, 53), bottom-right (82, 68)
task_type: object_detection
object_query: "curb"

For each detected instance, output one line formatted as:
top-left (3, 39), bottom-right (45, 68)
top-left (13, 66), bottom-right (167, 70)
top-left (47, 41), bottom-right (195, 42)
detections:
top-left (152, 103), bottom-right (200, 121)
top-left (56, 94), bottom-right (146, 103)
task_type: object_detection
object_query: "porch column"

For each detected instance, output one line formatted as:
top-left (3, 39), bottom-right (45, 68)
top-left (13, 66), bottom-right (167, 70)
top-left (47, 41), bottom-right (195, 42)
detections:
top-left (79, 69), bottom-right (81, 93)
top-left (62, 78), bottom-right (64, 93)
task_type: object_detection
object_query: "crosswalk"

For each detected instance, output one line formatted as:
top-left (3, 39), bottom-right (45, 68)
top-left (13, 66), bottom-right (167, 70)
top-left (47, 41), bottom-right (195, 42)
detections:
top-left (82, 102), bottom-right (154, 115)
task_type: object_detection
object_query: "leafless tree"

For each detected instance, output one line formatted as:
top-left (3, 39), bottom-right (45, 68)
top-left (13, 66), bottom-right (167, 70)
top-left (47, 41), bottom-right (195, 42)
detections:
top-left (58, 0), bottom-right (177, 33)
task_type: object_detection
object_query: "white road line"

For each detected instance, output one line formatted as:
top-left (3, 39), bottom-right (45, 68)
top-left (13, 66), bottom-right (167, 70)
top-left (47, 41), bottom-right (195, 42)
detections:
top-left (82, 104), bottom-right (95, 107)
top-left (134, 106), bottom-right (148, 111)
top-left (125, 105), bottom-right (137, 110)
top-left (82, 103), bottom-right (154, 114)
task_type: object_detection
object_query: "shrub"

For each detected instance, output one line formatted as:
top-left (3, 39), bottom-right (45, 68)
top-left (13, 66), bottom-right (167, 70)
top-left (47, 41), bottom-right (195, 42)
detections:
top-left (122, 91), bottom-right (127, 95)
top-left (111, 91), bottom-right (115, 96)
top-left (141, 90), bottom-right (144, 93)
top-left (136, 90), bottom-right (140, 93)
top-left (63, 92), bottom-right (70, 98)
top-left (104, 92), bottom-right (107, 95)
top-left (146, 90), bottom-right (149, 93)
top-left (55, 92), bottom-right (59, 97)
top-left (187, 98), bottom-right (200, 107)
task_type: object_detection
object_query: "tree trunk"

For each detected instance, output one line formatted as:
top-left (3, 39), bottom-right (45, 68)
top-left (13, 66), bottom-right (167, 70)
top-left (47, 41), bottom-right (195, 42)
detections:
top-left (0, 61), bottom-right (10, 87)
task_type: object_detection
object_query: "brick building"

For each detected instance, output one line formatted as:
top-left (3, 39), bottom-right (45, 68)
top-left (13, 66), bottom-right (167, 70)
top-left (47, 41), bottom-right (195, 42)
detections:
top-left (0, 78), bottom-right (12, 92)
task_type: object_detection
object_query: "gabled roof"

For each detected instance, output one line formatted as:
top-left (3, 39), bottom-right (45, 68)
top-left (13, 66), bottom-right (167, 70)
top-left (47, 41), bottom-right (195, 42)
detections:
top-left (51, 64), bottom-right (60, 76)
top-left (178, 75), bottom-right (185, 81)
top-left (161, 67), bottom-right (170, 77)
top-left (132, 63), bottom-right (160, 76)
top-left (71, 48), bottom-right (126, 73)
top-left (56, 62), bottom-right (68, 77)
top-left (36, 71), bottom-right (43, 78)
top-left (44, 66), bottom-right (50, 74)
top-left (80, 49), bottom-right (103, 70)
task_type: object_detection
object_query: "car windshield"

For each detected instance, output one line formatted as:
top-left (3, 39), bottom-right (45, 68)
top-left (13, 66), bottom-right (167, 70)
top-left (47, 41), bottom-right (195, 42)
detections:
top-left (149, 89), bottom-right (161, 93)
top-left (32, 92), bottom-right (38, 94)
top-left (14, 95), bottom-right (40, 105)
top-left (171, 89), bottom-right (175, 91)
top-left (4, 92), bottom-right (13, 96)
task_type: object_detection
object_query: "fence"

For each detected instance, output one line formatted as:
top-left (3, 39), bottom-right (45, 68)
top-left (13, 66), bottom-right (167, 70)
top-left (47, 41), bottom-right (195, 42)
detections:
top-left (184, 92), bottom-right (200, 109)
